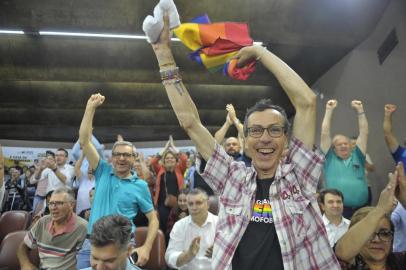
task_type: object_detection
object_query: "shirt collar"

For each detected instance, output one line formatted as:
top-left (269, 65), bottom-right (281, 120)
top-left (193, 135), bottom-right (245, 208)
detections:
top-left (47, 213), bottom-right (76, 236)
top-left (189, 212), bottom-right (215, 227)
top-left (57, 164), bottom-right (64, 169)
top-left (109, 168), bottom-right (139, 182)
top-left (275, 162), bottom-right (295, 180)
top-left (322, 214), bottom-right (349, 227)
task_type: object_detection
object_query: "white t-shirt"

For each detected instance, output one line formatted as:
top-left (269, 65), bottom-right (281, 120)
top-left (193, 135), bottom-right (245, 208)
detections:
top-left (322, 214), bottom-right (350, 247)
top-left (44, 164), bottom-right (75, 193)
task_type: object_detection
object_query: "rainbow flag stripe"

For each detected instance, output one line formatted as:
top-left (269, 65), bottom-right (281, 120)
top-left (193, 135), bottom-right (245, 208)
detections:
top-left (174, 16), bottom-right (255, 79)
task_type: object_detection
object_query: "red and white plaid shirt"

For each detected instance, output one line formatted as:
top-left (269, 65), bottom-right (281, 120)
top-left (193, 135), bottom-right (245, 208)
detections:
top-left (196, 137), bottom-right (341, 270)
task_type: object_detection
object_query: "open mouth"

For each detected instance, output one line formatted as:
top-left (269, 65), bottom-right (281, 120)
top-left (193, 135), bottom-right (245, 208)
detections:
top-left (256, 148), bottom-right (275, 158)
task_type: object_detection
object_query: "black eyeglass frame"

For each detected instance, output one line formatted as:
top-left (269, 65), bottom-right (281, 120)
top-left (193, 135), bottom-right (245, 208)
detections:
top-left (246, 124), bottom-right (286, 138)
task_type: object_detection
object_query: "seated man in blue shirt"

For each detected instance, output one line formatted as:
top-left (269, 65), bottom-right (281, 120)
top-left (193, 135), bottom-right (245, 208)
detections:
top-left (77, 94), bottom-right (159, 269)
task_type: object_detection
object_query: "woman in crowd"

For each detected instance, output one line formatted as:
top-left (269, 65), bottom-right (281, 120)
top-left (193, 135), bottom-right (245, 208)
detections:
top-left (150, 136), bottom-right (187, 236)
top-left (335, 163), bottom-right (406, 269)
top-left (166, 189), bottom-right (189, 236)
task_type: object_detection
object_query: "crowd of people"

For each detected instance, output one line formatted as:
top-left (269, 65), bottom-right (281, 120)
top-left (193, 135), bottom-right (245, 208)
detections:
top-left (0, 8), bottom-right (406, 270)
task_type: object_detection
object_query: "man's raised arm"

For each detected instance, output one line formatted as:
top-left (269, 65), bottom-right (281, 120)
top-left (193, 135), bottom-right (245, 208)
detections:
top-left (151, 15), bottom-right (215, 161)
top-left (383, 104), bottom-right (399, 153)
top-left (214, 111), bottom-right (233, 144)
top-left (320, 100), bottom-right (337, 153)
top-left (79, 94), bottom-right (104, 170)
top-left (352, 100), bottom-right (368, 155)
top-left (234, 46), bottom-right (316, 149)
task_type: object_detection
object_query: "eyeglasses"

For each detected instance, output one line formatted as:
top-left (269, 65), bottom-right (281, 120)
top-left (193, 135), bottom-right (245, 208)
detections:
top-left (49, 201), bottom-right (68, 207)
top-left (369, 229), bottom-right (394, 242)
top-left (246, 125), bottom-right (285, 138)
top-left (112, 152), bottom-right (137, 158)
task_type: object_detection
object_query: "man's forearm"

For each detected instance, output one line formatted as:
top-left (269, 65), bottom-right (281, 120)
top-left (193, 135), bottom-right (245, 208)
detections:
top-left (320, 109), bottom-right (334, 152)
top-left (143, 212), bottom-right (159, 253)
top-left (17, 243), bottom-right (34, 268)
top-left (79, 107), bottom-right (96, 146)
top-left (356, 112), bottom-right (369, 154)
top-left (214, 121), bottom-right (231, 144)
top-left (383, 115), bottom-right (393, 135)
top-left (321, 109), bottom-right (333, 135)
top-left (383, 115), bottom-right (399, 153)
top-left (357, 113), bottom-right (369, 137)
top-left (260, 48), bottom-right (314, 110)
top-left (54, 169), bottom-right (67, 184)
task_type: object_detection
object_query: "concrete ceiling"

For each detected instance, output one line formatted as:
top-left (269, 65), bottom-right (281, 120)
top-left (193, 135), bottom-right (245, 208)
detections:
top-left (0, 0), bottom-right (390, 143)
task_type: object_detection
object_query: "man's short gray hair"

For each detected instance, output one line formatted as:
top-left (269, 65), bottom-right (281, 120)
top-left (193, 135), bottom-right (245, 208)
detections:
top-left (112, 140), bottom-right (137, 154)
top-left (52, 187), bottom-right (76, 202)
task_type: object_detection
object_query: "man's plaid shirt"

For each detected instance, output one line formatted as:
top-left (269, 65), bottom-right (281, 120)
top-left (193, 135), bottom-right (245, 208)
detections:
top-left (196, 137), bottom-right (341, 270)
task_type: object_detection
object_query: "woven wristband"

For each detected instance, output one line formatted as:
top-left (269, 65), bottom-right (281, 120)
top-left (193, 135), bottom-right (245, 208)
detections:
top-left (160, 67), bottom-right (180, 81)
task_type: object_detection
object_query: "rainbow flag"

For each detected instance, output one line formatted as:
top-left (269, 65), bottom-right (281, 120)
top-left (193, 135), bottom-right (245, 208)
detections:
top-left (174, 15), bottom-right (256, 80)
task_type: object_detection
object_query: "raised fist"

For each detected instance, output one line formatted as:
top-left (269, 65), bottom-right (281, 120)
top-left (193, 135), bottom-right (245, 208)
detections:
top-left (351, 100), bottom-right (364, 112)
top-left (326, 99), bottom-right (337, 109)
top-left (384, 104), bottom-right (396, 116)
top-left (87, 93), bottom-right (105, 109)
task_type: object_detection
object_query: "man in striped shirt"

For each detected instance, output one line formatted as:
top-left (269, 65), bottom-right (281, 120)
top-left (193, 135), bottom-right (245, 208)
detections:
top-left (150, 15), bottom-right (341, 270)
top-left (17, 187), bottom-right (87, 270)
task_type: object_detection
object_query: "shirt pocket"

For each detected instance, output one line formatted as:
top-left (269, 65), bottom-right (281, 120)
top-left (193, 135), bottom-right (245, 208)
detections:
top-left (352, 162), bottom-right (364, 180)
top-left (285, 196), bottom-right (311, 240)
top-left (219, 197), bottom-right (246, 230)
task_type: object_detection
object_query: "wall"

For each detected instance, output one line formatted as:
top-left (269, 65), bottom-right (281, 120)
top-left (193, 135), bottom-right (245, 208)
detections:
top-left (312, 0), bottom-right (406, 204)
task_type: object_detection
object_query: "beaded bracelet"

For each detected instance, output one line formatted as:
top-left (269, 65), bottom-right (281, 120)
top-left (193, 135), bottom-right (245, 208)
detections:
top-left (160, 67), bottom-right (180, 81)
top-left (162, 78), bottom-right (182, 85)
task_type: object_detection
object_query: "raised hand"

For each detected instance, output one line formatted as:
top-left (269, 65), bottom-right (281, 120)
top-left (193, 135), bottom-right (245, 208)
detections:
top-left (384, 104), bottom-right (396, 116)
top-left (395, 162), bottom-right (406, 207)
top-left (35, 159), bottom-right (47, 171)
top-left (117, 134), bottom-right (124, 142)
top-left (233, 45), bottom-right (264, 68)
top-left (188, 236), bottom-right (201, 258)
top-left (377, 167), bottom-right (398, 214)
top-left (326, 99), bottom-right (337, 110)
top-left (151, 14), bottom-right (175, 67)
top-left (226, 104), bottom-right (238, 124)
top-left (351, 100), bottom-right (364, 113)
top-left (86, 93), bottom-right (105, 109)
